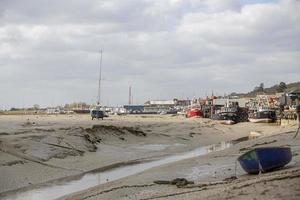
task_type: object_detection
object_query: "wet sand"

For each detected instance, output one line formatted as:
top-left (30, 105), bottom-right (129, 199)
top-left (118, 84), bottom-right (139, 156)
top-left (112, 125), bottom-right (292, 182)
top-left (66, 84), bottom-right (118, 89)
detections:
top-left (0, 114), bottom-right (299, 199)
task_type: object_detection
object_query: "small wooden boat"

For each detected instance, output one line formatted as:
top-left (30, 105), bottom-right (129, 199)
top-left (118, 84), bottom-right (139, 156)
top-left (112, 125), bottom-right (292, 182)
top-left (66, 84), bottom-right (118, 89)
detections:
top-left (238, 147), bottom-right (292, 174)
top-left (186, 108), bottom-right (203, 118)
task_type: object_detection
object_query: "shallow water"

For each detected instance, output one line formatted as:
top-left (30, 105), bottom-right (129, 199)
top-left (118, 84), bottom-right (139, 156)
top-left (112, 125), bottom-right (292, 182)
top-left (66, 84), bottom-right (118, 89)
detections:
top-left (131, 143), bottom-right (183, 151)
top-left (1, 141), bottom-right (232, 200)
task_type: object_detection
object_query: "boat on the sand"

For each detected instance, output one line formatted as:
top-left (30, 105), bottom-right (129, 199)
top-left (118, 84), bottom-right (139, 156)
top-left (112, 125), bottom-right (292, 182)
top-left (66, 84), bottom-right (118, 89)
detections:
top-left (211, 111), bottom-right (237, 125)
top-left (238, 147), bottom-right (292, 174)
top-left (248, 108), bottom-right (276, 123)
top-left (186, 108), bottom-right (203, 118)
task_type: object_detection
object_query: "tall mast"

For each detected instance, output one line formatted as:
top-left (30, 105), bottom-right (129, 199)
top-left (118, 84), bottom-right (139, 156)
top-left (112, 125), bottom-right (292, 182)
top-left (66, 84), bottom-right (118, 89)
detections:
top-left (97, 50), bottom-right (102, 105)
top-left (129, 85), bottom-right (132, 105)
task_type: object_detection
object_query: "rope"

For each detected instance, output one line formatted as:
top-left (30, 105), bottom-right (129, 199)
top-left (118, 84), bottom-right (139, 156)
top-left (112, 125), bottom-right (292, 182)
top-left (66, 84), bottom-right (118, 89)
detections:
top-left (293, 122), bottom-right (300, 139)
top-left (294, 107), bottom-right (300, 139)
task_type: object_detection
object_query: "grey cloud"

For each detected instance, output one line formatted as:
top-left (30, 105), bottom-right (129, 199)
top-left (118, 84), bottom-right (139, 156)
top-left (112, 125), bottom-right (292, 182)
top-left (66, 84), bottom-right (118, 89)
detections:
top-left (0, 0), bottom-right (299, 108)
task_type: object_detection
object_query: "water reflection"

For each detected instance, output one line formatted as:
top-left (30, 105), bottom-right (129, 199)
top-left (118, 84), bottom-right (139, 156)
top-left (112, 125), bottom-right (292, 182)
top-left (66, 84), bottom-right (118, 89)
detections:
top-left (1, 141), bottom-right (232, 200)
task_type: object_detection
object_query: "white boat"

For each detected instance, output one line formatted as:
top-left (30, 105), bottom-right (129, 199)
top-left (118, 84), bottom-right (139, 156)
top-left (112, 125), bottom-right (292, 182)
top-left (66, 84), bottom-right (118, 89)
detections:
top-left (90, 50), bottom-right (108, 119)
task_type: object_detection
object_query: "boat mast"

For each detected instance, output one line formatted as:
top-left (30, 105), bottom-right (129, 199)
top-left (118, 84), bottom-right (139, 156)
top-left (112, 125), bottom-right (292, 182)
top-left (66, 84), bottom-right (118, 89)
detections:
top-left (97, 50), bottom-right (102, 106)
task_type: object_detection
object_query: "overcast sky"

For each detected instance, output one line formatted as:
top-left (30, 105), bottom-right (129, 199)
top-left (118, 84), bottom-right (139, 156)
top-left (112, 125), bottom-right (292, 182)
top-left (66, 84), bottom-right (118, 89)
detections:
top-left (0, 0), bottom-right (299, 108)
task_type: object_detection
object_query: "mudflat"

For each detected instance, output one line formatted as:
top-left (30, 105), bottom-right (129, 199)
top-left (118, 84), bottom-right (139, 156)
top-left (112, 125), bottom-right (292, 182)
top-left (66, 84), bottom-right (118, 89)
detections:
top-left (0, 114), bottom-right (299, 200)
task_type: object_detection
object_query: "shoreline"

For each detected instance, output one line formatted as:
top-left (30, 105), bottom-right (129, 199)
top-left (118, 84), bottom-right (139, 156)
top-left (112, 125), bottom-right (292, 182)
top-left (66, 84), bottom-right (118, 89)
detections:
top-left (0, 114), bottom-right (299, 200)
top-left (0, 140), bottom-right (233, 200)
top-left (60, 129), bottom-right (300, 200)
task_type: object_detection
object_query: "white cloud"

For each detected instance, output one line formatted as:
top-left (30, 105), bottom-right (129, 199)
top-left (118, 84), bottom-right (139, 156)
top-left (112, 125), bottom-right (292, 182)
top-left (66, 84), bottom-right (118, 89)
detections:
top-left (0, 0), bottom-right (299, 108)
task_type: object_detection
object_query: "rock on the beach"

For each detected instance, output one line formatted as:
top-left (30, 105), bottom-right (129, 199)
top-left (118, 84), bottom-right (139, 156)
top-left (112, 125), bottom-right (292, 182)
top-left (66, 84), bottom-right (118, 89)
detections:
top-left (249, 131), bottom-right (262, 140)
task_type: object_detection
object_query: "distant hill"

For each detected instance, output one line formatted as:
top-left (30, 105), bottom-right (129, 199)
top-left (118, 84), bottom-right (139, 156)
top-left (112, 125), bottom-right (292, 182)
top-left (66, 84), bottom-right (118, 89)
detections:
top-left (229, 81), bottom-right (300, 98)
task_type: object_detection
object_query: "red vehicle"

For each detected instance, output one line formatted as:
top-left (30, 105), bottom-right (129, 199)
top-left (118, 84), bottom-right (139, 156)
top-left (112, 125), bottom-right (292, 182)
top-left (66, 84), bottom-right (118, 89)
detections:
top-left (186, 108), bottom-right (203, 118)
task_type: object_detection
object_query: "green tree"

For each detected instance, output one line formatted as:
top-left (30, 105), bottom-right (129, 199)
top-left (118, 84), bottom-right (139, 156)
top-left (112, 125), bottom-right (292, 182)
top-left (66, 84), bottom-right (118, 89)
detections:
top-left (254, 83), bottom-right (264, 92)
top-left (278, 82), bottom-right (287, 92)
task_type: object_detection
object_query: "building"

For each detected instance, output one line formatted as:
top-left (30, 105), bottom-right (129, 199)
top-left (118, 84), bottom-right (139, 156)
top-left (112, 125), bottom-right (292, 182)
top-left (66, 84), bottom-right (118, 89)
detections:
top-left (144, 100), bottom-right (176, 113)
top-left (174, 99), bottom-right (191, 107)
top-left (279, 89), bottom-right (300, 126)
top-left (283, 89), bottom-right (300, 107)
top-left (123, 105), bottom-right (145, 113)
top-left (212, 98), bottom-right (248, 108)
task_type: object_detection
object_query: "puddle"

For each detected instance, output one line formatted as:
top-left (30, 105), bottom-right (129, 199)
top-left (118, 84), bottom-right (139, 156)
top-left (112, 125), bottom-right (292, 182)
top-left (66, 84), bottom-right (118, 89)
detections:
top-left (131, 143), bottom-right (183, 151)
top-left (132, 144), bottom-right (171, 151)
top-left (1, 141), bottom-right (232, 200)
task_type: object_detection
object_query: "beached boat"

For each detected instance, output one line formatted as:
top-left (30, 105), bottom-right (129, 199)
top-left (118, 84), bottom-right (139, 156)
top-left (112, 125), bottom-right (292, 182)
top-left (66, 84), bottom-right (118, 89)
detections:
top-left (186, 108), bottom-right (203, 118)
top-left (212, 111), bottom-right (237, 125)
top-left (90, 50), bottom-right (109, 120)
top-left (212, 107), bottom-right (239, 125)
top-left (90, 109), bottom-right (105, 120)
top-left (249, 118), bottom-right (273, 123)
top-left (238, 147), bottom-right (292, 174)
top-left (248, 108), bottom-right (276, 123)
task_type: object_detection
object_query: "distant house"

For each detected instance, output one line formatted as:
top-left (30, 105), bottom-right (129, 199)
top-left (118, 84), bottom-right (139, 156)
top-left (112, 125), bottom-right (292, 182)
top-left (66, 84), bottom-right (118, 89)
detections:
top-left (47, 107), bottom-right (59, 114)
top-left (213, 98), bottom-right (248, 108)
top-left (144, 100), bottom-right (176, 113)
top-left (278, 88), bottom-right (300, 106)
top-left (287, 88), bottom-right (300, 98)
top-left (282, 88), bottom-right (300, 107)
top-left (123, 105), bottom-right (144, 113)
top-left (174, 99), bottom-right (191, 107)
top-left (46, 107), bottom-right (66, 114)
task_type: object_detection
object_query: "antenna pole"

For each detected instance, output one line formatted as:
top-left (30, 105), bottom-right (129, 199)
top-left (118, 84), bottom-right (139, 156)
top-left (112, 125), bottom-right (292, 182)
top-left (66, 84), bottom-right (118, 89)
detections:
top-left (129, 85), bottom-right (132, 105)
top-left (97, 50), bottom-right (102, 105)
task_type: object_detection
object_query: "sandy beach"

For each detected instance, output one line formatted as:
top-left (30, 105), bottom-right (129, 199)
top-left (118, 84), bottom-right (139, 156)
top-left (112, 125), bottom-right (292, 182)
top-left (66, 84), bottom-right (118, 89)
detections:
top-left (0, 114), bottom-right (299, 200)
top-left (1, 0), bottom-right (300, 199)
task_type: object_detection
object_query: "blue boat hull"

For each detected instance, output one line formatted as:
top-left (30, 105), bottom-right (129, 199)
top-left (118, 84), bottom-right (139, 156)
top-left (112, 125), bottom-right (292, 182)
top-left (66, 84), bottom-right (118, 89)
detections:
top-left (238, 147), bottom-right (292, 174)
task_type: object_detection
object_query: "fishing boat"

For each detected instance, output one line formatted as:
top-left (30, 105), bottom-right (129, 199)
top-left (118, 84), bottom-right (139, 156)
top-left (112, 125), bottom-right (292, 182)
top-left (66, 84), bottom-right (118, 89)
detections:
top-left (211, 107), bottom-right (238, 125)
top-left (212, 112), bottom-right (237, 125)
top-left (186, 108), bottom-right (203, 118)
top-left (248, 108), bottom-right (276, 123)
top-left (238, 147), bottom-right (292, 174)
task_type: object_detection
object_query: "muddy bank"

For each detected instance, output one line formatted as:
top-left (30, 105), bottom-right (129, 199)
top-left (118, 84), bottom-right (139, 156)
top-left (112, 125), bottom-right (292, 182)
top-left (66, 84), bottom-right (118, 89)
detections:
top-left (60, 127), bottom-right (300, 200)
top-left (0, 141), bottom-right (234, 200)
top-left (0, 120), bottom-right (171, 194)
top-left (0, 124), bottom-right (150, 166)
top-left (84, 125), bottom-right (147, 144)
top-left (0, 118), bottom-right (197, 167)
top-left (0, 115), bottom-right (216, 194)
top-left (1, 114), bottom-right (296, 198)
